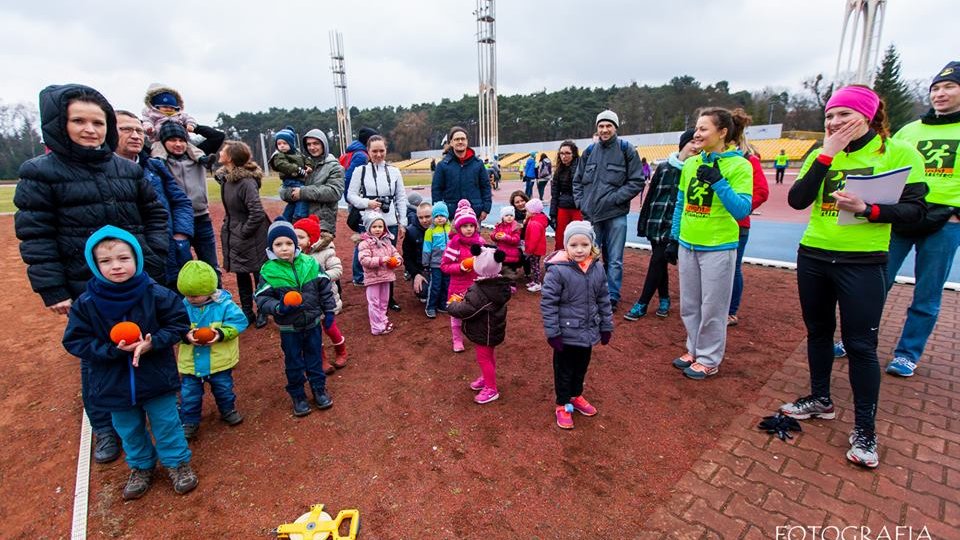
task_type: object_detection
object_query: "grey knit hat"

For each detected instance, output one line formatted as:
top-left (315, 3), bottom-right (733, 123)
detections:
top-left (563, 220), bottom-right (595, 246)
top-left (596, 110), bottom-right (619, 128)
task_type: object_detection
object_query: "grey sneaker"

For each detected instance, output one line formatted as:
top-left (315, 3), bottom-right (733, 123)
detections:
top-left (780, 395), bottom-right (836, 420)
top-left (181, 423), bottom-right (199, 440)
top-left (94, 431), bottom-right (121, 464)
top-left (167, 463), bottom-right (199, 495)
top-left (221, 410), bottom-right (243, 426)
top-left (122, 468), bottom-right (154, 500)
top-left (847, 427), bottom-right (879, 468)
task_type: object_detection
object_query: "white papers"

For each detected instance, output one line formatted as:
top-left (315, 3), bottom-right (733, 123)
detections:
top-left (836, 166), bottom-right (911, 225)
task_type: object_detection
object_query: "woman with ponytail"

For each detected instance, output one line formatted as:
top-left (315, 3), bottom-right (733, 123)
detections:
top-left (666, 107), bottom-right (754, 380)
top-left (780, 85), bottom-right (927, 469)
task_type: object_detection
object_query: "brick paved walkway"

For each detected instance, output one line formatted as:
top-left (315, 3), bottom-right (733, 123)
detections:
top-left (640, 284), bottom-right (960, 539)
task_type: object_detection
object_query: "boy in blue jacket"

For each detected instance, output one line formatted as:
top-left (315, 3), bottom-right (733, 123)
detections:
top-left (63, 225), bottom-right (197, 500)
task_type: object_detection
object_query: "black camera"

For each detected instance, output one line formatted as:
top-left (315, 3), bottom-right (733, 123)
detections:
top-left (376, 197), bottom-right (392, 213)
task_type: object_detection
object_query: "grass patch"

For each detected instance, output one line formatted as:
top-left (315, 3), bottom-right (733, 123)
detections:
top-left (0, 169), bottom-right (435, 213)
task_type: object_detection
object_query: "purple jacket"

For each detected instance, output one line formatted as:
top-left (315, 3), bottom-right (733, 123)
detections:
top-left (540, 251), bottom-right (614, 347)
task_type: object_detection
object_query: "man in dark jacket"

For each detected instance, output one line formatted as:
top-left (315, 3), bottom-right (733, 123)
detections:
top-left (115, 110), bottom-right (194, 288)
top-left (572, 110), bottom-right (646, 310)
top-left (14, 83), bottom-right (170, 463)
top-left (403, 201), bottom-right (432, 302)
top-left (431, 126), bottom-right (492, 222)
top-left (160, 121), bottom-right (221, 285)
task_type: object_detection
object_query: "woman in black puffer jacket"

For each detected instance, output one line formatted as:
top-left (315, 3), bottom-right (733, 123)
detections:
top-left (15, 84), bottom-right (169, 313)
top-left (14, 84), bottom-right (168, 462)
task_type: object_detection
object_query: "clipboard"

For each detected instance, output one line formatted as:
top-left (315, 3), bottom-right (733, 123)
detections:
top-left (836, 166), bottom-right (911, 225)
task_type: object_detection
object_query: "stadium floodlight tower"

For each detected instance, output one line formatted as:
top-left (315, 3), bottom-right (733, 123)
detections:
top-left (475, 0), bottom-right (499, 161)
top-left (835, 0), bottom-right (887, 85)
top-left (330, 30), bottom-right (353, 155)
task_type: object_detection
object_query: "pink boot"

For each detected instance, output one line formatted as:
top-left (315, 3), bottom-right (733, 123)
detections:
top-left (451, 319), bottom-right (465, 353)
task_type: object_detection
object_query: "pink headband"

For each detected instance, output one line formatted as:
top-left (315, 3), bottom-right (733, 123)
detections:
top-left (825, 86), bottom-right (880, 121)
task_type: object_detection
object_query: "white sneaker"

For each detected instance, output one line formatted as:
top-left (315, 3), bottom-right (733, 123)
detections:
top-left (526, 283), bottom-right (542, 292)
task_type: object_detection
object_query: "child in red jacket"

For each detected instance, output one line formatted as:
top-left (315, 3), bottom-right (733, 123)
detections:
top-left (523, 198), bottom-right (549, 292)
top-left (491, 205), bottom-right (522, 292)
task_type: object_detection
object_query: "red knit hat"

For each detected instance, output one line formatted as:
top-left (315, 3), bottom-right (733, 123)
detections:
top-left (293, 215), bottom-right (321, 245)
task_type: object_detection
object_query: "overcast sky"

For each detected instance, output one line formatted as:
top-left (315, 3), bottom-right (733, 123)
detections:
top-left (1, 0), bottom-right (953, 126)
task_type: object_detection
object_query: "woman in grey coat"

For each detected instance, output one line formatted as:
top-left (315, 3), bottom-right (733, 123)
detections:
top-left (540, 220), bottom-right (614, 430)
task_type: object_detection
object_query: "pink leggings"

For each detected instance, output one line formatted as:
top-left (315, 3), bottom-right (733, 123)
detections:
top-left (365, 282), bottom-right (390, 334)
top-left (476, 345), bottom-right (497, 391)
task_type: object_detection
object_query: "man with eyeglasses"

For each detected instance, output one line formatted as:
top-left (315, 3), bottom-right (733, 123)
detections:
top-left (116, 111), bottom-right (195, 289)
top-left (573, 110), bottom-right (646, 311)
top-left (432, 126), bottom-right (492, 223)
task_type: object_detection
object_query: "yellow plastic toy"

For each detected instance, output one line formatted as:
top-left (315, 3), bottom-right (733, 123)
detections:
top-left (276, 504), bottom-right (360, 540)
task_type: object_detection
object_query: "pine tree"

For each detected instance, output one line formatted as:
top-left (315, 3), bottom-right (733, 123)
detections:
top-left (873, 45), bottom-right (916, 133)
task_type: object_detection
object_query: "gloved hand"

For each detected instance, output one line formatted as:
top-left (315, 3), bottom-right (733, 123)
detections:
top-left (547, 336), bottom-right (564, 352)
top-left (697, 161), bottom-right (723, 185)
top-left (276, 302), bottom-right (301, 316)
top-left (600, 331), bottom-right (612, 345)
top-left (665, 240), bottom-right (679, 266)
top-left (322, 312), bottom-right (335, 329)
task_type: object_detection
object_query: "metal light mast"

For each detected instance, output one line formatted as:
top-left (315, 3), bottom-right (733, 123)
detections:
top-left (330, 30), bottom-right (352, 155)
top-left (835, 0), bottom-right (887, 84)
top-left (475, 0), bottom-right (498, 160)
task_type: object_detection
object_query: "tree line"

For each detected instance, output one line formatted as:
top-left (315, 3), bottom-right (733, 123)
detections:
top-left (0, 45), bottom-right (929, 179)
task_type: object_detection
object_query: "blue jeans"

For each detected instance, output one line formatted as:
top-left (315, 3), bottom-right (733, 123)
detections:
top-left (426, 267), bottom-right (450, 312)
top-left (281, 179), bottom-right (310, 221)
top-left (886, 222), bottom-right (960, 363)
top-left (593, 215), bottom-right (627, 303)
top-left (279, 327), bottom-right (326, 400)
top-left (179, 370), bottom-right (237, 425)
top-left (729, 227), bottom-right (750, 316)
top-left (111, 392), bottom-right (191, 470)
top-left (192, 214), bottom-right (222, 287)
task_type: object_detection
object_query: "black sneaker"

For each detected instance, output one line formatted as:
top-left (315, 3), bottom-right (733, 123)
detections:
top-left (610, 300), bottom-right (619, 313)
top-left (388, 300), bottom-right (402, 312)
top-left (221, 410), bottom-right (243, 426)
top-left (181, 423), bottom-right (199, 440)
top-left (254, 311), bottom-right (269, 329)
top-left (166, 462), bottom-right (198, 495)
top-left (314, 392), bottom-right (333, 410)
top-left (292, 398), bottom-right (312, 417)
top-left (780, 395), bottom-right (836, 420)
top-left (94, 431), bottom-right (122, 464)
top-left (122, 468), bottom-right (154, 500)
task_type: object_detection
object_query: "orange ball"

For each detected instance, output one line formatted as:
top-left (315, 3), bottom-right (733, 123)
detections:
top-left (387, 257), bottom-right (400, 269)
top-left (110, 322), bottom-right (141, 345)
top-left (283, 291), bottom-right (303, 306)
top-left (194, 327), bottom-right (217, 344)
top-left (462, 257), bottom-right (475, 270)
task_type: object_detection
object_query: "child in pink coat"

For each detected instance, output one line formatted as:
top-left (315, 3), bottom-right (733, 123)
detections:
top-left (440, 200), bottom-right (484, 352)
top-left (523, 198), bottom-right (550, 292)
top-left (491, 206), bottom-right (522, 292)
top-left (358, 211), bottom-right (403, 335)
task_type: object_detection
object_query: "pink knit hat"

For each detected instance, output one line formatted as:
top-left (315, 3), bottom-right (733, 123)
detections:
top-left (470, 244), bottom-right (505, 279)
top-left (526, 198), bottom-right (544, 214)
top-left (825, 86), bottom-right (880, 121)
top-left (452, 199), bottom-right (478, 230)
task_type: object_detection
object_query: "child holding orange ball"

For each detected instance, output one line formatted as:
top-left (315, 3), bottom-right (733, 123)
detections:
top-left (63, 226), bottom-right (196, 500)
top-left (358, 211), bottom-right (403, 335)
top-left (175, 261), bottom-right (249, 440)
top-left (255, 221), bottom-right (338, 417)
top-left (441, 200), bottom-right (484, 352)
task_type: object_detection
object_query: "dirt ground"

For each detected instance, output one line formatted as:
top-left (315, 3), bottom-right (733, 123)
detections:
top-left (0, 201), bottom-right (806, 538)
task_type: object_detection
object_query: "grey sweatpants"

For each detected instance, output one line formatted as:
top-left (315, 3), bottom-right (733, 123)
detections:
top-left (679, 246), bottom-right (736, 369)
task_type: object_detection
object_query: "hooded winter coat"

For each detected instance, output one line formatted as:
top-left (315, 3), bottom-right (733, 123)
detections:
top-left (218, 162), bottom-right (270, 274)
top-left (524, 213), bottom-right (550, 256)
top-left (358, 230), bottom-right (402, 286)
top-left (255, 252), bottom-right (336, 332)
top-left (446, 276), bottom-right (512, 346)
top-left (15, 84), bottom-right (169, 306)
top-left (441, 232), bottom-right (484, 295)
top-left (141, 83), bottom-right (197, 135)
top-left (278, 129), bottom-right (345, 234)
top-left (306, 235), bottom-right (343, 313)
top-left (541, 251), bottom-right (614, 348)
top-left (492, 221), bottom-right (522, 263)
top-left (177, 289), bottom-right (249, 377)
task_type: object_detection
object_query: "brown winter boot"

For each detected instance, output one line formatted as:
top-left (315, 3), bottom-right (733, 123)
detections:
top-left (321, 348), bottom-right (335, 375)
top-left (332, 338), bottom-right (347, 369)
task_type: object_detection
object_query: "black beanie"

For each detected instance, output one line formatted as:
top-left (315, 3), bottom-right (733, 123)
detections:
top-left (931, 61), bottom-right (960, 89)
top-left (358, 127), bottom-right (377, 146)
top-left (159, 121), bottom-right (188, 143)
top-left (678, 128), bottom-right (695, 152)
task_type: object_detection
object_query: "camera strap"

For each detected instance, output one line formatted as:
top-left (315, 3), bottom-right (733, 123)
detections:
top-left (369, 162), bottom-right (401, 225)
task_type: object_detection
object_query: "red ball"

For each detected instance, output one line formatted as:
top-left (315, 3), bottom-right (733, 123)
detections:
top-left (284, 291), bottom-right (303, 306)
top-left (194, 327), bottom-right (216, 344)
top-left (110, 322), bottom-right (141, 345)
